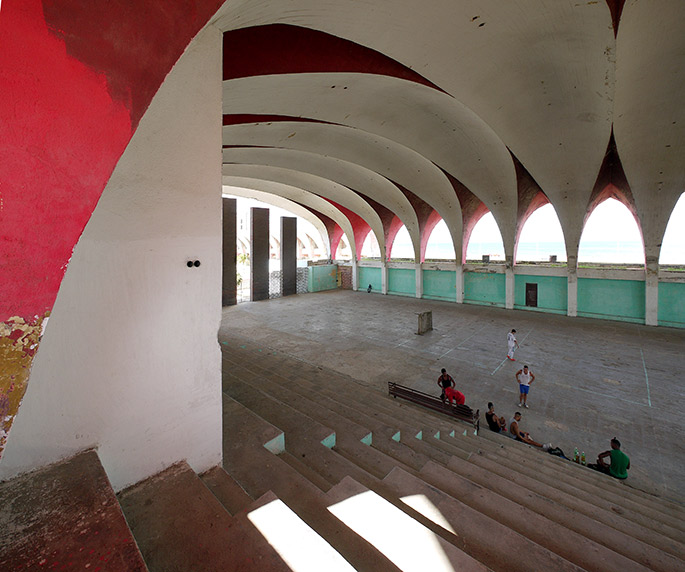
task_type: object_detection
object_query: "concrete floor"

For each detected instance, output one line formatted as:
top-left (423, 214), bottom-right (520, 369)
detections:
top-left (221, 290), bottom-right (685, 504)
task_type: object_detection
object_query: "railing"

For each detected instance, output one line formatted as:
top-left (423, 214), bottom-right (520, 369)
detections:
top-left (388, 382), bottom-right (479, 432)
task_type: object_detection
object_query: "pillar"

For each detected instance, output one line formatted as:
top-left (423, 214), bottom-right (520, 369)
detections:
top-left (351, 259), bottom-right (358, 291)
top-left (567, 254), bottom-right (578, 317)
top-left (381, 261), bottom-right (388, 295)
top-left (645, 256), bottom-right (659, 326)
top-left (281, 216), bottom-right (297, 297)
top-left (505, 255), bottom-right (515, 309)
top-left (250, 207), bottom-right (269, 301)
top-left (415, 263), bottom-right (423, 298)
top-left (456, 264), bottom-right (464, 303)
top-left (222, 198), bottom-right (237, 306)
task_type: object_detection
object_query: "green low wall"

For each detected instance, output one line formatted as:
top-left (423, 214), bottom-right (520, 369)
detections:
top-left (308, 264), bottom-right (338, 292)
top-left (658, 281), bottom-right (685, 328)
top-left (514, 274), bottom-right (567, 314)
top-left (388, 267), bottom-right (416, 296)
top-left (464, 271), bottom-right (505, 307)
top-left (577, 278), bottom-right (645, 323)
top-left (423, 269), bottom-right (456, 301)
top-left (358, 266), bottom-right (382, 293)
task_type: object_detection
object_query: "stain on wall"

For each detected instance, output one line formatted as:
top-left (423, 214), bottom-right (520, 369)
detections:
top-left (0, 314), bottom-right (47, 458)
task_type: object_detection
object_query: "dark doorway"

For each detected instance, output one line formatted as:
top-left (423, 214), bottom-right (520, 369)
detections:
top-left (525, 283), bottom-right (538, 307)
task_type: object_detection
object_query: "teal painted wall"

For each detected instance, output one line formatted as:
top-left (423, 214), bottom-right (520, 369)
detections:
top-left (514, 274), bottom-right (567, 314)
top-left (464, 271), bottom-right (505, 307)
top-left (577, 278), bottom-right (645, 322)
top-left (658, 281), bottom-right (685, 328)
top-left (358, 266), bottom-right (382, 293)
top-left (423, 269), bottom-right (456, 301)
top-left (308, 264), bottom-right (338, 292)
top-left (388, 268), bottom-right (416, 296)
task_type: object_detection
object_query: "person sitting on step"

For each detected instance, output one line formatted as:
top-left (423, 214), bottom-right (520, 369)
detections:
top-left (509, 412), bottom-right (551, 450)
top-left (444, 386), bottom-right (466, 407)
top-left (485, 402), bottom-right (506, 433)
top-left (589, 437), bottom-right (630, 479)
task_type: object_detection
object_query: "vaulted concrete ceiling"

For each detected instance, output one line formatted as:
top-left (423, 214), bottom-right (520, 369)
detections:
top-left (214, 0), bottom-right (685, 264)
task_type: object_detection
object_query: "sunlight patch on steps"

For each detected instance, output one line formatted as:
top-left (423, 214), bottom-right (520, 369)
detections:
top-left (400, 494), bottom-right (456, 535)
top-left (328, 490), bottom-right (455, 572)
top-left (248, 498), bottom-right (355, 572)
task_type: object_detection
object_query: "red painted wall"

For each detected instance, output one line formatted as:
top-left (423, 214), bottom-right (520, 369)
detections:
top-left (0, 0), bottom-right (222, 322)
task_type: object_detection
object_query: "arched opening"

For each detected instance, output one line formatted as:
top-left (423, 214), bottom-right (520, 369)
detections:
top-left (335, 235), bottom-right (353, 260)
top-left (659, 192), bottom-right (685, 266)
top-left (515, 204), bottom-right (567, 263)
top-left (361, 232), bottom-right (381, 259)
top-left (424, 220), bottom-right (455, 260)
top-left (465, 213), bottom-right (505, 262)
top-left (578, 198), bottom-right (644, 264)
top-left (389, 225), bottom-right (415, 260)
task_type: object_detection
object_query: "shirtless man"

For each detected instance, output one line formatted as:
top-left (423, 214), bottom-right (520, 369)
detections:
top-left (515, 365), bottom-right (535, 408)
top-left (509, 412), bottom-right (550, 450)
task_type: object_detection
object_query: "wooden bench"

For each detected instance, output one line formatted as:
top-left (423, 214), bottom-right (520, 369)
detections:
top-left (388, 382), bottom-right (479, 431)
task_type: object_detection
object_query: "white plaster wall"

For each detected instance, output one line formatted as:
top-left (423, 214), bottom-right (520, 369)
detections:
top-left (0, 24), bottom-right (223, 490)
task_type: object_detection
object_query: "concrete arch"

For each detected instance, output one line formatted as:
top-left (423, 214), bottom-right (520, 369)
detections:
top-left (223, 146), bottom-right (421, 261)
top-left (222, 121), bottom-right (463, 261)
top-left (223, 186), bottom-right (330, 258)
top-left (215, 1), bottom-right (614, 261)
top-left (223, 163), bottom-right (385, 261)
top-left (222, 73), bottom-right (516, 250)
top-left (223, 175), bottom-right (356, 259)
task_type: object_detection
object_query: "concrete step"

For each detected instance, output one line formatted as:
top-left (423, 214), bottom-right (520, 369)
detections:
top-left (420, 459), bottom-right (671, 572)
top-left (467, 430), bottom-right (685, 543)
top-left (0, 449), bottom-right (146, 572)
top-left (382, 465), bottom-right (624, 572)
top-left (277, 450), bottom-right (335, 491)
top-left (439, 450), bottom-right (684, 571)
top-left (117, 461), bottom-right (290, 572)
top-left (326, 475), bottom-right (489, 572)
top-left (221, 394), bottom-right (403, 572)
top-left (230, 361), bottom-right (428, 480)
top-left (477, 425), bottom-right (685, 524)
top-left (241, 490), bottom-right (357, 571)
top-left (199, 465), bottom-right (253, 516)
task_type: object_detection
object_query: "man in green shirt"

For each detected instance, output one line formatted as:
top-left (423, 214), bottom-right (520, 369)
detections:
top-left (595, 437), bottom-right (630, 479)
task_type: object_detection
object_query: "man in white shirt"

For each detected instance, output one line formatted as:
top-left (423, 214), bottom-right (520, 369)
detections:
top-left (506, 329), bottom-right (519, 361)
top-left (515, 364), bottom-right (535, 408)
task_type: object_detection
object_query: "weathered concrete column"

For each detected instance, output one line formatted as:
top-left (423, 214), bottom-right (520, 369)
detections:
top-left (351, 259), bottom-right (358, 291)
top-left (505, 255), bottom-right (515, 309)
top-left (415, 263), bottom-right (423, 298)
top-left (250, 207), bottom-right (269, 301)
top-left (456, 264), bottom-right (464, 303)
top-left (567, 254), bottom-right (578, 317)
top-left (381, 260), bottom-right (388, 294)
top-left (280, 216), bottom-right (297, 297)
top-left (645, 256), bottom-right (659, 326)
top-left (222, 198), bottom-right (237, 306)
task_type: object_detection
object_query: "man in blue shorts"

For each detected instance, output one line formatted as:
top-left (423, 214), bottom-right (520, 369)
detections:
top-left (515, 365), bottom-right (535, 408)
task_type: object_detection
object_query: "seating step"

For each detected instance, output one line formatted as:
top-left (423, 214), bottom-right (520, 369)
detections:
top-left (0, 449), bottom-right (146, 572)
top-left (117, 461), bottom-right (290, 572)
top-left (326, 475), bottom-right (489, 572)
top-left (221, 394), bottom-right (404, 572)
top-left (200, 465), bottom-right (253, 515)
top-left (467, 431), bottom-right (685, 543)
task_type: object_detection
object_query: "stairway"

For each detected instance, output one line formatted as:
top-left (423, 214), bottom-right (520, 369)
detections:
top-left (2, 334), bottom-right (683, 571)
